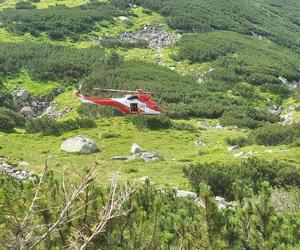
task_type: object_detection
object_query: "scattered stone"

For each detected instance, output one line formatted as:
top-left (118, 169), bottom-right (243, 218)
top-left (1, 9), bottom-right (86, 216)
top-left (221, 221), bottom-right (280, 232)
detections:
top-left (61, 136), bottom-right (99, 154)
top-left (197, 120), bottom-right (210, 127)
top-left (0, 162), bottom-right (35, 181)
top-left (118, 16), bottom-right (133, 26)
top-left (140, 152), bottom-right (162, 162)
top-left (94, 25), bottom-right (179, 49)
top-left (175, 189), bottom-right (197, 199)
top-left (112, 156), bottom-right (129, 161)
top-left (215, 123), bottom-right (224, 129)
top-left (18, 161), bottom-right (30, 167)
top-left (227, 145), bottom-right (240, 151)
top-left (131, 143), bottom-right (142, 154)
top-left (195, 141), bottom-right (207, 147)
top-left (279, 76), bottom-right (288, 84)
top-left (234, 151), bottom-right (246, 158)
top-left (21, 106), bottom-right (35, 117)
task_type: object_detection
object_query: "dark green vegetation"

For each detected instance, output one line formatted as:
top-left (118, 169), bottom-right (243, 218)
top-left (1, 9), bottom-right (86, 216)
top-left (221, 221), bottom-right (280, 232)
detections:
top-left (25, 117), bottom-right (96, 135)
top-left (250, 123), bottom-right (300, 146)
top-left (112, 0), bottom-right (300, 52)
top-left (0, 107), bottom-right (24, 131)
top-left (125, 114), bottom-right (171, 130)
top-left (0, 0), bottom-right (300, 248)
top-left (184, 158), bottom-right (300, 199)
top-left (0, 1), bottom-right (130, 40)
top-left (0, 42), bottom-right (105, 81)
top-left (1, 162), bottom-right (300, 249)
top-left (175, 32), bottom-right (300, 85)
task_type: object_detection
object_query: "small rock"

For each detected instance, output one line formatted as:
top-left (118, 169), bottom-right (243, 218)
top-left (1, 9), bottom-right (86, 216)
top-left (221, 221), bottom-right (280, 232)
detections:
top-left (215, 196), bottom-right (226, 204)
top-left (131, 143), bottom-right (142, 154)
top-left (18, 161), bottom-right (30, 167)
top-left (227, 145), bottom-right (240, 151)
top-left (279, 76), bottom-right (288, 84)
top-left (195, 141), bottom-right (207, 147)
top-left (61, 136), bottom-right (99, 154)
top-left (140, 152), bottom-right (162, 162)
top-left (197, 120), bottom-right (210, 127)
top-left (175, 190), bottom-right (197, 199)
top-left (234, 151), bottom-right (245, 158)
top-left (21, 106), bottom-right (35, 117)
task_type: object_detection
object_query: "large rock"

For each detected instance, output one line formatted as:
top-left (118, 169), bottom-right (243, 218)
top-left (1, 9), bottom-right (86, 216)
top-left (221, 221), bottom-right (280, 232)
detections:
top-left (61, 136), bottom-right (99, 154)
top-left (21, 106), bottom-right (34, 117)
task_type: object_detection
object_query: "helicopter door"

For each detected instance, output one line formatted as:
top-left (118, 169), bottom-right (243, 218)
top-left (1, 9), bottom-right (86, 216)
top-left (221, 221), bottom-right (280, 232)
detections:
top-left (130, 103), bottom-right (138, 112)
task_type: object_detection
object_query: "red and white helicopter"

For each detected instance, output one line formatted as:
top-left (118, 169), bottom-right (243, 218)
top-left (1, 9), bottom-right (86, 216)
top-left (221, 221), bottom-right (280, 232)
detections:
top-left (76, 87), bottom-right (162, 115)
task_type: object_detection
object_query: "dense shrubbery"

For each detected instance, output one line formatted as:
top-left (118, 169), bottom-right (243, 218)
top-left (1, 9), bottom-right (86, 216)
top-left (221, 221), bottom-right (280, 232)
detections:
top-left (112, 0), bottom-right (300, 52)
top-left (126, 115), bottom-right (171, 130)
top-left (25, 117), bottom-right (96, 135)
top-left (0, 108), bottom-right (24, 131)
top-left (0, 42), bottom-right (105, 82)
top-left (0, 2), bottom-right (130, 40)
top-left (250, 123), bottom-right (300, 146)
top-left (2, 166), bottom-right (300, 249)
top-left (175, 32), bottom-right (300, 85)
top-left (220, 106), bottom-right (280, 129)
top-left (184, 158), bottom-right (300, 199)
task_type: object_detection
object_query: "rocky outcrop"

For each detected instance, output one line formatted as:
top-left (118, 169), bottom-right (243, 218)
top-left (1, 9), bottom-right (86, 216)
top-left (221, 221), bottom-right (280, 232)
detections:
top-left (13, 87), bottom-right (66, 119)
top-left (0, 162), bottom-right (35, 181)
top-left (93, 25), bottom-right (179, 49)
top-left (61, 136), bottom-right (99, 154)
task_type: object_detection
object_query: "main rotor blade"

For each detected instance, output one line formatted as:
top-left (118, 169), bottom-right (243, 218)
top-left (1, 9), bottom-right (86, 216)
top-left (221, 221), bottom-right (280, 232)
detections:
top-left (94, 88), bottom-right (152, 95)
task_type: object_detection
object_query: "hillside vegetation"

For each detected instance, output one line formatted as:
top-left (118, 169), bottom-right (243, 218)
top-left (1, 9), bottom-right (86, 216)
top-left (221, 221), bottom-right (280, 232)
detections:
top-left (0, 0), bottom-right (300, 248)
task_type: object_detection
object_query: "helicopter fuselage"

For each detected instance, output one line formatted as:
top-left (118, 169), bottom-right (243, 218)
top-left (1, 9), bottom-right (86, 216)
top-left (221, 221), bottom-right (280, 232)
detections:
top-left (76, 92), bottom-right (161, 115)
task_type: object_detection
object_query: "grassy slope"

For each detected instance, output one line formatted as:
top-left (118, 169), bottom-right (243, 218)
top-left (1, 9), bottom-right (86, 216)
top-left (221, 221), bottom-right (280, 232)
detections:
top-left (1, 117), bottom-right (299, 186)
top-left (0, 1), bottom-right (299, 186)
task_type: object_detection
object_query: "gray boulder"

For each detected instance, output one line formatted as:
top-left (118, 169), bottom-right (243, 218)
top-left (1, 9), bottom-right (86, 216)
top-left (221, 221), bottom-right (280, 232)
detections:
top-left (21, 106), bottom-right (34, 117)
top-left (61, 136), bottom-right (99, 154)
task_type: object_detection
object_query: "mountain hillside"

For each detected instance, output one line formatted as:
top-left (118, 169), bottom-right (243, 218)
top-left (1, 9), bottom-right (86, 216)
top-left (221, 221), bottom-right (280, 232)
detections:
top-left (0, 0), bottom-right (300, 248)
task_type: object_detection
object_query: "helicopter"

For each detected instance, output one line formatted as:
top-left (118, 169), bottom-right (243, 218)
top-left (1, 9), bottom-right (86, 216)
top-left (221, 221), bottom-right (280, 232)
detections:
top-left (76, 87), bottom-right (162, 115)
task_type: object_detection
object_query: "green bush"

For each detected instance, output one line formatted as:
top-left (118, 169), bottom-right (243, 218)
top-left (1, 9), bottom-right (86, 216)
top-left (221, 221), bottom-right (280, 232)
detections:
top-left (183, 158), bottom-right (298, 199)
top-left (225, 135), bottom-right (249, 146)
top-left (126, 115), bottom-right (171, 130)
top-left (172, 122), bottom-right (198, 132)
top-left (250, 123), bottom-right (297, 146)
top-left (26, 117), bottom-right (96, 135)
top-left (0, 108), bottom-right (24, 131)
top-left (101, 132), bottom-right (121, 139)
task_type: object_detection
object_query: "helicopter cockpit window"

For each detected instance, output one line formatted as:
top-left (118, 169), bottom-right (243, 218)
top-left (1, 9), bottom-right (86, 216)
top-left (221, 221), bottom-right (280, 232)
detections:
top-left (127, 95), bottom-right (138, 100)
